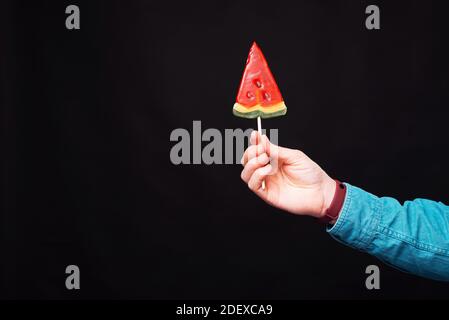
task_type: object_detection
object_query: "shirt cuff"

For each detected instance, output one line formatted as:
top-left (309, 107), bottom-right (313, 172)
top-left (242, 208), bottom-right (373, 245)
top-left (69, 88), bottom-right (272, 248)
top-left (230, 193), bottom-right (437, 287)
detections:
top-left (326, 183), bottom-right (382, 252)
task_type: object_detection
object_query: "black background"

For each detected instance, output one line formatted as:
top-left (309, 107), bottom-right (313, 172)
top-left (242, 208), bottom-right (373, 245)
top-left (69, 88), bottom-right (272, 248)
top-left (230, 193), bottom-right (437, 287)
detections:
top-left (2, 0), bottom-right (449, 299)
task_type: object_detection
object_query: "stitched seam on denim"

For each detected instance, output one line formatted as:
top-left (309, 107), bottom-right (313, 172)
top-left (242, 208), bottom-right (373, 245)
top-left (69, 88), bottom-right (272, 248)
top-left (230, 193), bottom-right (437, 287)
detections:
top-left (358, 195), bottom-right (381, 251)
top-left (353, 195), bottom-right (378, 250)
top-left (377, 224), bottom-right (449, 257)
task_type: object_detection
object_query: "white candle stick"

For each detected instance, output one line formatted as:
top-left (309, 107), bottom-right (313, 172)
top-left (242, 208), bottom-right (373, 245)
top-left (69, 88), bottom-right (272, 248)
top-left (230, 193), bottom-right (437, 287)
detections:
top-left (257, 116), bottom-right (266, 190)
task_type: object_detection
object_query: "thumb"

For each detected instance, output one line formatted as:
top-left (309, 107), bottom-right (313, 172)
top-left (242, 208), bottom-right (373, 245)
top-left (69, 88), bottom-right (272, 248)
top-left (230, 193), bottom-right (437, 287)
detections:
top-left (259, 134), bottom-right (303, 165)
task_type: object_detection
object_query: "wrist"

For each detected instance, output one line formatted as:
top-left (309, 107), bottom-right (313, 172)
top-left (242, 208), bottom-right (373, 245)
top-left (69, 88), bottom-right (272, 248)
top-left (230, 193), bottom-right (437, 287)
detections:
top-left (320, 177), bottom-right (337, 218)
top-left (320, 179), bottom-right (347, 224)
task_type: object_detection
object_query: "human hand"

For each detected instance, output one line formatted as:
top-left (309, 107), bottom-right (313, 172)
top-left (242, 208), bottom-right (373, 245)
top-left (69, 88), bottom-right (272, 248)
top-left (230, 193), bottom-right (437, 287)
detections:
top-left (241, 131), bottom-right (336, 219)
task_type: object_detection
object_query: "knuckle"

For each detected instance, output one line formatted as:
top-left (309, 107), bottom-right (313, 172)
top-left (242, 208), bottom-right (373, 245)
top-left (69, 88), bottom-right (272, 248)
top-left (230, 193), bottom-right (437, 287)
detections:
top-left (248, 156), bottom-right (259, 168)
top-left (248, 181), bottom-right (256, 191)
top-left (295, 149), bottom-right (305, 159)
top-left (247, 146), bottom-right (257, 159)
top-left (253, 169), bottom-right (262, 181)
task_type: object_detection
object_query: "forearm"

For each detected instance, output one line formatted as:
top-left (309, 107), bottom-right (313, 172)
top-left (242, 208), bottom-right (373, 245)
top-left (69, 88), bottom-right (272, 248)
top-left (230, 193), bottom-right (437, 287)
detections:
top-left (328, 183), bottom-right (449, 281)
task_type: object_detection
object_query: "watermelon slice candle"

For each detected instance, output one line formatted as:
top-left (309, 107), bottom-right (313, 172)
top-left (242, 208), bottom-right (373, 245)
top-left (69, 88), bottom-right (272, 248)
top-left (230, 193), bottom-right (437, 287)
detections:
top-left (233, 42), bottom-right (287, 119)
top-left (233, 42), bottom-right (286, 190)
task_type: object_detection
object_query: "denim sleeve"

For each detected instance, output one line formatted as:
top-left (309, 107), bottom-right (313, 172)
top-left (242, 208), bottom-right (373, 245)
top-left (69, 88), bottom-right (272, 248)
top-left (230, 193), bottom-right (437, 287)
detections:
top-left (327, 183), bottom-right (449, 281)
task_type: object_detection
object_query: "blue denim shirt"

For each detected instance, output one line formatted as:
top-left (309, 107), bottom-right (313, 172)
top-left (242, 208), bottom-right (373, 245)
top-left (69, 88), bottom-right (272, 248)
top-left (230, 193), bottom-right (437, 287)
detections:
top-left (328, 183), bottom-right (449, 281)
